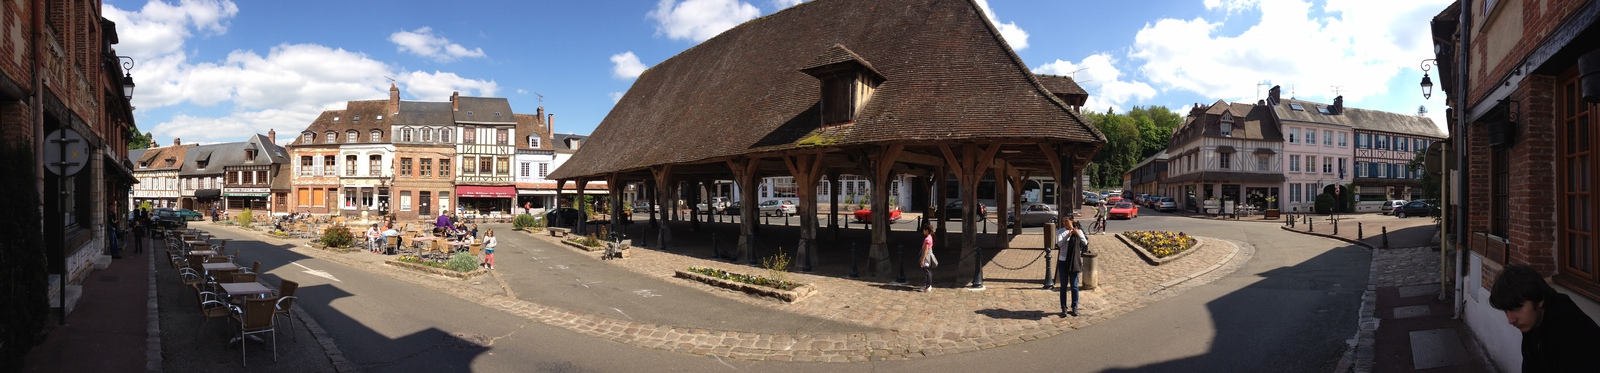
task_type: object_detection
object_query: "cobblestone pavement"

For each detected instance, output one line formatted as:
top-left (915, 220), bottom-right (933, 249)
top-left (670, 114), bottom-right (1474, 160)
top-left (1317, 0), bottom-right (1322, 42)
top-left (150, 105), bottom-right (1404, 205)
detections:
top-left (207, 217), bottom-right (1252, 362)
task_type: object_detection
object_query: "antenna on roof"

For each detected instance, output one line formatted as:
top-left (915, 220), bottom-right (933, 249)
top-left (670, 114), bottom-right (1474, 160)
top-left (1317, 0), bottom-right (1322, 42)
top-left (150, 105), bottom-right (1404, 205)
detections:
top-left (1417, 105), bottom-right (1428, 116)
top-left (536, 92), bottom-right (544, 104)
top-left (1330, 85), bottom-right (1344, 96)
top-left (384, 76), bottom-right (396, 84)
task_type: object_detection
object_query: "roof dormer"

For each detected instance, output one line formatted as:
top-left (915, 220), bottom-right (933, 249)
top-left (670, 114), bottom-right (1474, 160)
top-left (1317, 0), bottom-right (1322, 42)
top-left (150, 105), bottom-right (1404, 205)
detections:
top-left (801, 44), bottom-right (886, 126)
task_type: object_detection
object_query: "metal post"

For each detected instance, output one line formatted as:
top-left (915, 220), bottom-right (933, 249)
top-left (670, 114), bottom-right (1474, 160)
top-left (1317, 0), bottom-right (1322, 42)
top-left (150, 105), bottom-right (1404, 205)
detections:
top-left (1383, 226), bottom-right (1390, 249)
top-left (850, 242), bottom-right (860, 278)
top-left (893, 243), bottom-right (907, 284)
top-left (785, 213), bottom-right (790, 226)
top-left (1043, 221), bottom-right (1056, 290)
top-left (1359, 223), bottom-right (1364, 239)
top-left (971, 245), bottom-right (986, 290)
top-left (1334, 218), bottom-right (1339, 235)
top-left (1308, 215), bottom-right (1314, 232)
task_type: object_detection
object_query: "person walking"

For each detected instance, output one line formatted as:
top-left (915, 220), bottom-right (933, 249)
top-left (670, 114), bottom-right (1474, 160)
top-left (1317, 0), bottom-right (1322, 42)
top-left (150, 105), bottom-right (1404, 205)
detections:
top-left (482, 229), bottom-right (497, 270)
top-left (131, 216), bottom-right (146, 254)
top-left (1057, 219), bottom-right (1087, 316)
top-left (919, 222), bottom-right (937, 292)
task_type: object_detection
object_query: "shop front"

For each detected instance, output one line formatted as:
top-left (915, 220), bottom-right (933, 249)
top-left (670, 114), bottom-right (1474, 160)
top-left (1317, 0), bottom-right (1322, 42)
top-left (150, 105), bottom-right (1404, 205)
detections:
top-left (223, 187), bottom-right (271, 212)
top-left (457, 185), bottom-right (515, 218)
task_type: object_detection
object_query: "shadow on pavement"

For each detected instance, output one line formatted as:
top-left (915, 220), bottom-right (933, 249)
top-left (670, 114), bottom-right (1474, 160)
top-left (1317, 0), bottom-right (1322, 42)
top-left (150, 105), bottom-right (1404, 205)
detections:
top-left (974, 309), bottom-right (1051, 321)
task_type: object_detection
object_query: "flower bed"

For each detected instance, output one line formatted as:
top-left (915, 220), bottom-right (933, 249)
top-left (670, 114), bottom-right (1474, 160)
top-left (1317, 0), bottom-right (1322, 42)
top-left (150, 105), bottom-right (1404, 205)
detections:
top-left (385, 255), bottom-right (487, 280)
top-left (675, 266), bottom-right (815, 303)
top-left (1117, 230), bottom-right (1204, 265)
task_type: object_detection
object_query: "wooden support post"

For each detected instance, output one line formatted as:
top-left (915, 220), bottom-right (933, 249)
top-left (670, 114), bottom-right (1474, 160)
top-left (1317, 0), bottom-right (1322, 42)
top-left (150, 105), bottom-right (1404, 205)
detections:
top-left (992, 165), bottom-right (1009, 250)
top-left (782, 153), bottom-right (826, 272)
top-left (607, 173), bottom-right (623, 237)
top-left (646, 178), bottom-right (658, 228)
top-left (726, 158), bottom-right (760, 263)
top-left (649, 165), bottom-right (673, 250)
top-left (868, 145), bottom-right (904, 276)
top-left (935, 164), bottom-right (949, 250)
top-left (828, 171), bottom-right (841, 240)
top-left (940, 143), bottom-right (1001, 287)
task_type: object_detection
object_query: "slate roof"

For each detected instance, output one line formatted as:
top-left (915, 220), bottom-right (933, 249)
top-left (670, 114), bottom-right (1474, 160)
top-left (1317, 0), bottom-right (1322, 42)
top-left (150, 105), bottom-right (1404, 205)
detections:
top-left (394, 101), bottom-right (455, 126)
top-left (1273, 98), bottom-right (1445, 138)
top-left (454, 97), bottom-right (516, 125)
top-left (181, 135), bottom-right (290, 176)
top-left (553, 133), bottom-right (588, 152)
top-left (290, 100), bottom-right (393, 146)
top-left (1170, 100), bottom-right (1282, 148)
top-left (548, 0), bottom-right (1101, 180)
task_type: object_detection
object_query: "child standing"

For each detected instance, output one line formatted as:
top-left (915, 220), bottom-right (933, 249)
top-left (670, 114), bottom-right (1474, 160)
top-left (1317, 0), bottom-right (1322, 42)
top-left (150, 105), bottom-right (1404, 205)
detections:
top-left (919, 222), bottom-right (937, 292)
top-left (482, 229), bottom-right (497, 270)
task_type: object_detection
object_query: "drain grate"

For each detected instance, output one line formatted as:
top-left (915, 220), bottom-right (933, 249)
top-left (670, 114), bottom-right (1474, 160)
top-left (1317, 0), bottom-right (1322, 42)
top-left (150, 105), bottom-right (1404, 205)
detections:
top-left (444, 332), bottom-right (492, 349)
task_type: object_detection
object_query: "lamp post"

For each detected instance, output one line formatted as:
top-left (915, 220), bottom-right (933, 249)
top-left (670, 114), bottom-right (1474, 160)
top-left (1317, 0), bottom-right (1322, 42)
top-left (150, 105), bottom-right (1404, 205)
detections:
top-left (118, 56), bottom-right (136, 100)
top-left (1420, 59), bottom-right (1437, 100)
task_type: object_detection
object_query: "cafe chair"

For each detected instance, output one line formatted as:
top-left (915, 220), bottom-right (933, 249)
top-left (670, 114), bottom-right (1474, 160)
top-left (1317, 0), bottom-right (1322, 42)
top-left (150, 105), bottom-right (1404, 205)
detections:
top-left (232, 297), bottom-right (279, 367)
top-left (195, 290), bottom-right (234, 338)
top-left (229, 272), bottom-right (257, 284)
top-left (274, 280), bottom-right (299, 342)
top-left (239, 261), bottom-right (261, 275)
top-left (384, 236), bottom-right (400, 255)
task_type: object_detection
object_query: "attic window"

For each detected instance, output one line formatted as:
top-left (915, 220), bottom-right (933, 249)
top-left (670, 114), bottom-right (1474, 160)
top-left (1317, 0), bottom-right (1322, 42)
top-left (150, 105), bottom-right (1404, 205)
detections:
top-left (303, 133), bottom-right (313, 143)
top-left (1289, 103), bottom-right (1304, 111)
top-left (528, 136), bottom-right (540, 148)
top-left (801, 44), bottom-right (886, 126)
top-left (1220, 115), bottom-right (1234, 137)
top-left (244, 148), bottom-right (257, 161)
top-left (376, 115), bottom-right (383, 120)
top-left (1317, 106), bottom-right (1331, 114)
top-left (334, 116), bottom-right (340, 122)
top-left (353, 115), bottom-right (361, 122)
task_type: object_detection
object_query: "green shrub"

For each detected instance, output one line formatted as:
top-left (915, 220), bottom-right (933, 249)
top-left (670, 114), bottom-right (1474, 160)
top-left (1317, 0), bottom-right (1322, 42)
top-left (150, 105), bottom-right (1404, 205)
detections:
top-left (577, 233), bottom-right (603, 247)
top-left (1314, 193), bottom-right (1335, 214)
top-left (763, 250), bottom-right (792, 286)
top-left (513, 214), bottom-right (539, 230)
top-left (445, 252), bottom-right (480, 272)
top-left (320, 225), bottom-right (355, 247)
top-left (235, 207), bottom-right (254, 226)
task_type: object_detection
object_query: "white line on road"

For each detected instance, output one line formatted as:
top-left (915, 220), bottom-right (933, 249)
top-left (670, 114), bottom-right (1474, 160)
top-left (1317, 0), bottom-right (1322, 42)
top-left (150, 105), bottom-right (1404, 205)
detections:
top-left (633, 289), bottom-right (661, 298)
top-left (711, 355), bottom-right (737, 370)
top-left (611, 307), bottom-right (634, 320)
top-left (291, 262), bottom-right (341, 282)
top-left (576, 279), bottom-right (602, 289)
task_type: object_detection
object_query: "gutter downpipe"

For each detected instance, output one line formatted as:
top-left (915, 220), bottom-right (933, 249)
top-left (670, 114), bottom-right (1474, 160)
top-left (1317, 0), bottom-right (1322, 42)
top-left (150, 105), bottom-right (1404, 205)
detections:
top-left (1453, 0), bottom-right (1472, 320)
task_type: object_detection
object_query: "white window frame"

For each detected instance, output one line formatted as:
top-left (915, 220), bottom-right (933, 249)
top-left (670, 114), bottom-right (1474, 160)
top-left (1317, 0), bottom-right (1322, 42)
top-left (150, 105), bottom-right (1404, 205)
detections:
top-left (1323, 130), bottom-right (1333, 146)
top-left (1290, 155), bottom-right (1301, 172)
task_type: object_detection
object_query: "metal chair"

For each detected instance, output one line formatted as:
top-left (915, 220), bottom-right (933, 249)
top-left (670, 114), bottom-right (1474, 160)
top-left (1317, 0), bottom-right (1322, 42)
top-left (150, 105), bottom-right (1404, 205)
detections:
top-left (273, 280), bottom-right (299, 342)
top-left (232, 297), bottom-right (279, 366)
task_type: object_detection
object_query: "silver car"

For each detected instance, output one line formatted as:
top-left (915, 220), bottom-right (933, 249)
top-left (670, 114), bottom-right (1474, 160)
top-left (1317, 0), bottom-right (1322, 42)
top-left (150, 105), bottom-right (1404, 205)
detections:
top-left (1006, 202), bottom-right (1059, 227)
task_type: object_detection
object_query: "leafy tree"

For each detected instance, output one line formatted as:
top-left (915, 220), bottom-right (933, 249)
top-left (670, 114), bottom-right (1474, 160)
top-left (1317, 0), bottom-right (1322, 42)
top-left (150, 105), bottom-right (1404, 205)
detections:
top-left (1407, 147), bottom-right (1442, 202)
top-left (129, 131), bottom-right (152, 150)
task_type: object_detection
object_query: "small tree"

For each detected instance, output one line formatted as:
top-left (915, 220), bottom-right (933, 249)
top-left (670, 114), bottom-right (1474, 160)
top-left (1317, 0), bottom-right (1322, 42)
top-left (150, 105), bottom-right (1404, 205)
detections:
top-left (235, 207), bottom-right (255, 227)
top-left (1314, 193), bottom-right (1335, 214)
top-left (319, 225), bottom-right (355, 247)
top-left (763, 250), bottom-right (793, 289)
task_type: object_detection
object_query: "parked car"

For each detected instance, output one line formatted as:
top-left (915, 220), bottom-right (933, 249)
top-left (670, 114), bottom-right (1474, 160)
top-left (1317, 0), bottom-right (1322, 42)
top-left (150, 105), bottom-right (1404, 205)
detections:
top-left (757, 200), bottom-right (796, 216)
top-left (1381, 200), bottom-right (1408, 215)
top-left (1006, 202), bottom-right (1059, 227)
top-left (1083, 193), bottom-right (1102, 206)
top-left (1108, 202), bottom-right (1139, 219)
top-left (1393, 201), bottom-right (1435, 218)
top-left (944, 200), bottom-right (987, 218)
top-left (1156, 197), bottom-right (1178, 212)
top-left (544, 207), bottom-right (588, 228)
top-left (724, 201), bottom-right (742, 215)
top-left (149, 208), bottom-right (188, 235)
top-left (631, 202), bottom-right (657, 213)
top-left (696, 197), bottom-right (731, 214)
top-left (1106, 194), bottom-right (1124, 204)
top-left (852, 207), bottom-right (902, 223)
top-left (174, 208), bottom-right (204, 221)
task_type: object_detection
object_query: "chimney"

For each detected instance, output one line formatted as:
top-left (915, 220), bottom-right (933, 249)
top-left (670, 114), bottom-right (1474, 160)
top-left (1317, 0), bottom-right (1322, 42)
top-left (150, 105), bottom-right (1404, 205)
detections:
top-left (173, 138), bottom-right (181, 147)
top-left (388, 84), bottom-right (400, 114)
top-left (268, 128), bottom-right (276, 143)
top-left (547, 114), bottom-right (554, 144)
top-left (451, 91), bottom-right (459, 111)
top-left (149, 140), bottom-right (158, 148)
top-left (1332, 96), bottom-right (1344, 114)
top-left (1268, 85), bottom-right (1281, 104)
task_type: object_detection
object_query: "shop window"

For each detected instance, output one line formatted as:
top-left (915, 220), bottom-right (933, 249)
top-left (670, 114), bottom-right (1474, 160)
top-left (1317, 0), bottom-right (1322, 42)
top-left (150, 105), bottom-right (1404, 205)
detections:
top-left (1557, 67), bottom-right (1598, 297)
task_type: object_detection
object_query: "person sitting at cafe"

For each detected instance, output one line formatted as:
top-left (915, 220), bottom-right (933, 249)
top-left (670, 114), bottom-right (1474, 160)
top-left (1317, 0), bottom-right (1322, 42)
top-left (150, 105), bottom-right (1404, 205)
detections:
top-left (365, 224), bottom-right (382, 253)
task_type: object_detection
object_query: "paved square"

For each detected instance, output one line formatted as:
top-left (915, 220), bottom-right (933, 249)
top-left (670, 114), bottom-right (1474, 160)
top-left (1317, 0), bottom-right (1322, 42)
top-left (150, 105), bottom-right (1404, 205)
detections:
top-left (1409, 328), bottom-right (1469, 370)
top-left (1392, 305), bottom-right (1430, 319)
top-left (1398, 284), bottom-right (1439, 298)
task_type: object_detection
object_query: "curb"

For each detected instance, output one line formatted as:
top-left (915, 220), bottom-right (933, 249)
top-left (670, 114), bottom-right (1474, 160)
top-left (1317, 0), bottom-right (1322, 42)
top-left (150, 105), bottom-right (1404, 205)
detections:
top-left (1279, 226), bottom-right (1378, 250)
top-left (145, 240), bottom-right (163, 373)
top-left (1146, 238), bottom-right (1240, 294)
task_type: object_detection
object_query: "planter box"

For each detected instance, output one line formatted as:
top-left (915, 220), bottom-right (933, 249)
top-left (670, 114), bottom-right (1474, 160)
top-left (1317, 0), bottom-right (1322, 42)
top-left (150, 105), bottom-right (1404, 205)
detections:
top-left (674, 269), bottom-right (816, 303)
top-left (1115, 233), bottom-right (1205, 266)
top-left (1263, 209), bottom-right (1280, 219)
top-left (307, 242), bottom-right (361, 254)
top-left (384, 259), bottom-right (487, 280)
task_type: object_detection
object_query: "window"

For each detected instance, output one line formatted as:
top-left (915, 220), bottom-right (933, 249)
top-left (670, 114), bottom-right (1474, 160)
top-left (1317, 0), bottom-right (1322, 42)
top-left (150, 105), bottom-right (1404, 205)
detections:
top-left (401, 192), bottom-right (412, 211)
top-left (400, 158), bottom-right (412, 177)
top-left (1557, 69), bottom-right (1597, 294)
top-left (1323, 157), bottom-right (1333, 174)
top-left (298, 188), bottom-right (310, 207)
top-left (441, 129), bottom-right (451, 143)
top-left (1306, 130), bottom-right (1316, 145)
top-left (1289, 128), bottom-right (1299, 143)
top-left (302, 133), bottom-right (313, 143)
top-left (497, 129), bottom-right (509, 145)
top-left (479, 157), bottom-right (492, 173)
top-left (1398, 136), bottom-right (1409, 151)
top-left (370, 130), bottom-right (381, 142)
top-left (401, 128), bottom-right (413, 142)
top-left (520, 162), bottom-right (530, 177)
top-left (345, 155), bottom-right (357, 176)
top-left (300, 156), bottom-right (313, 176)
top-left (1338, 158), bottom-right (1347, 178)
top-left (496, 157), bottom-right (509, 175)
top-left (1324, 130), bottom-right (1333, 146)
top-left (538, 163), bottom-right (548, 178)
top-left (1356, 133), bottom-right (1369, 148)
top-left (1219, 152), bottom-right (1231, 169)
top-left (1258, 155), bottom-right (1269, 171)
top-left (324, 156), bottom-right (336, 175)
top-left (420, 159), bottom-right (432, 177)
top-left (422, 129), bottom-right (432, 142)
top-left (439, 159), bottom-right (451, 178)
top-left (1492, 148), bottom-right (1509, 238)
top-left (1290, 155), bottom-right (1301, 172)
top-left (1290, 183), bottom-right (1301, 202)
top-left (1220, 121), bottom-right (1233, 136)
top-left (1339, 132), bottom-right (1348, 147)
top-left (326, 132), bottom-right (336, 143)
top-left (369, 155), bottom-right (382, 176)
top-left (1306, 183), bottom-right (1317, 202)
top-left (347, 131), bottom-right (358, 143)
top-left (464, 129), bottom-right (476, 144)
top-left (1307, 156), bottom-right (1315, 173)
top-left (528, 136), bottom-right (540, 148)
top-left (1376, 135), bottom-right (1388, 150)
top-left (1290, 103), bottom-right (1304, 111)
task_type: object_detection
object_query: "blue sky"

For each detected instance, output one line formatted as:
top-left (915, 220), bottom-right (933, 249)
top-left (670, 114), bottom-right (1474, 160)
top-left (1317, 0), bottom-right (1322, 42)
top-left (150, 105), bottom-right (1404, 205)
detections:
top-left (104, 0), bottom-right (1453, 146)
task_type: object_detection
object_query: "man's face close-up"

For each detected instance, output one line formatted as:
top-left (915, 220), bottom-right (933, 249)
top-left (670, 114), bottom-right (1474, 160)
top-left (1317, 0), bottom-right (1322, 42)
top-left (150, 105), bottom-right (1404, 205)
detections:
top-left (1504, 300), bottom-right (1545, 333)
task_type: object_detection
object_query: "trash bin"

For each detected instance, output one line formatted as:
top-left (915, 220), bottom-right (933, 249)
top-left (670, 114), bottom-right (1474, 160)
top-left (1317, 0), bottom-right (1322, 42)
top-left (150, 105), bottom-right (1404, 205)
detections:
top-left (1081, 249), bottom-right (1098, 290)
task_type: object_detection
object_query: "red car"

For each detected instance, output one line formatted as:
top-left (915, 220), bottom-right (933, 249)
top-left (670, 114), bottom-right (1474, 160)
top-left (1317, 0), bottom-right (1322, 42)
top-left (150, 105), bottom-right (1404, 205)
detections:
top-left (1109, 202), bottom-right (1139, 219)
top-left (852, 208), bottom-right (902, 223)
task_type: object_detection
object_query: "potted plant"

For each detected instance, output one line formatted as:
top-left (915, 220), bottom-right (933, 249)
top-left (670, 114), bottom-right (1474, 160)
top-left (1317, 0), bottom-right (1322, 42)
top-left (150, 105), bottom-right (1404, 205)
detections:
top-left (1264, 196), bottom-right (1280, 219)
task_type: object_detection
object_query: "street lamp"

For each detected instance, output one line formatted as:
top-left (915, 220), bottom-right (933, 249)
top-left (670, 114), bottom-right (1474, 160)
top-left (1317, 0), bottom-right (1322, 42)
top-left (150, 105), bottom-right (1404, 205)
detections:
top-left (118, 56), bottom-right (136, 100)
top-left (1420, 59), bottom-right (1437, 100)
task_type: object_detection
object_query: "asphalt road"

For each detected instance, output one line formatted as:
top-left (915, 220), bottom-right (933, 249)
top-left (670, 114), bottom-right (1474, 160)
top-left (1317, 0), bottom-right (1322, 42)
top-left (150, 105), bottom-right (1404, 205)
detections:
top-left (207, 208), bottom-right (1366, 372)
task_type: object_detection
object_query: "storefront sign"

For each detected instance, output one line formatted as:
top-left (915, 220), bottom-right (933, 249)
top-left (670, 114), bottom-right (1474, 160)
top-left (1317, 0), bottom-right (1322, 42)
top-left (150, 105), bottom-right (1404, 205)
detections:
top-left (224, 187), bottom-right (270, 197)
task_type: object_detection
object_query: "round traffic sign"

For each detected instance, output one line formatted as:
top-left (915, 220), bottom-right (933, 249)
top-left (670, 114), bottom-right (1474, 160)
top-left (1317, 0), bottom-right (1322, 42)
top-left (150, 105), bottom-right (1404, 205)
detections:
top-left (43, 129), bottom-right (88, 176)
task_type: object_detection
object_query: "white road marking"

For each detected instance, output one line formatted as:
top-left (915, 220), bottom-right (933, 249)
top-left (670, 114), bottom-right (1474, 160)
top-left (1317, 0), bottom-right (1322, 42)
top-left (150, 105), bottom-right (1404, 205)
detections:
top-left (576, 279), bottom-right (602, 289)
top-left (551, 264), bottom-right (569, 270)
top-left (633, 289), bottom-right (661, 298)
top-left (291, 262), bottom-right (341, 282)
top-left (711, 355), bottom-right (737, 370)
top-left (611, 307), bottom-right (634, 320)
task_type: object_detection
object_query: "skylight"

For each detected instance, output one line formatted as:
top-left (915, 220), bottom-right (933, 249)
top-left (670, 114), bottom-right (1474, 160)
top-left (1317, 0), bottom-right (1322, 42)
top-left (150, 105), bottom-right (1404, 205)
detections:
top-left (1289, 103), bottom-right (1304, 111)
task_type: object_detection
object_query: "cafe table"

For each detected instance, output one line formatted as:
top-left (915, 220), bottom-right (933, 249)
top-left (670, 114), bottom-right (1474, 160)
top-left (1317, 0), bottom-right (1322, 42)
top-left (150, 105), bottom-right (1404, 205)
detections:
top-left (202, 262), bottom-right (240, 273)
top-left (219, 282), bottom-right (274, 298)
top-left (188, 250), bottom-right (217, 257)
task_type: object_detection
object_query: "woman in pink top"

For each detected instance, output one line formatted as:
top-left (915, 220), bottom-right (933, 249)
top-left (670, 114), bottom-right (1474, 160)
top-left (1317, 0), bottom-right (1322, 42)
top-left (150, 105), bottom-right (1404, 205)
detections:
top-left (919, 222), bottom-right (937, 292)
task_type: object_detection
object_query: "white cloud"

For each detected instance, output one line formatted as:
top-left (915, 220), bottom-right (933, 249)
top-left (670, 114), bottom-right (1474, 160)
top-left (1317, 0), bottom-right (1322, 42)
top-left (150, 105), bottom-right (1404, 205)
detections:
top-left (388, 27), bottom-right (487, 62)
top-left (609, 92), bottom-right (625, 103)
top-left (972, 0), bottom-right (1028, 50)
top-left (1129, 0), bottom-right (1451, 104)
top-left (770, 0), bottom-right (804, 8)
top-left (610, 51), bottom-right (649, 80)
top-left (104, 2), bottom-right (497, 144)
top-left (516, 88), bottom-right (529, 95)
top-left (1204, 0), bottom-right (1260, 14)
top-left (1034, 53), bottom-right (1156, 114)
top-left (648, 0), bottom-right (762, 42)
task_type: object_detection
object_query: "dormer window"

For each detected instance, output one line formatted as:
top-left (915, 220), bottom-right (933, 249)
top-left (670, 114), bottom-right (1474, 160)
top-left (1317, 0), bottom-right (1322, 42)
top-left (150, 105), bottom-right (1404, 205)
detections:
top-left (370, 130), bottom-right (381, 142)
top-left (401, 128), bottom-right (413, 142)
top-left (244, 148), bottom-right (257, 162)
top-left (325, 132), bottom-right (337, 143)
top-left (1219, 113), bottom-right (1234, 137)
top-left (441, 129), bottom-right (451, 143)
top-left (353, 115), bottom-right (361, 122)
top-left (302, 132), bottom-right (313, 143)
top-left (528, 136), bottom-right (540, 148)
top-left (346, 131), bottom-right (358, 143)
top-left (801, 44), bottom-right (887, 126)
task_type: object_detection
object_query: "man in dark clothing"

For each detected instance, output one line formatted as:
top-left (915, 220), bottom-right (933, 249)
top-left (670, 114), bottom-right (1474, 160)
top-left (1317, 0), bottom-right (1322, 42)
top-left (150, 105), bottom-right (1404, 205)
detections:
top-left (1056, 219), bottom-right (1086, 317)
top-left (1490, 264), bottom-right (1600, 372)
top-left (131, 216), bottom-right (146, 254)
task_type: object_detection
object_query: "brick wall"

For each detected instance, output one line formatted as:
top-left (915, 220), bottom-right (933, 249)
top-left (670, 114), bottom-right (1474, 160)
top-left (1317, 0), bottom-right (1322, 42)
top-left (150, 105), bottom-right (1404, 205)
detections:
top-left (1467, 0), bottom-right (1588, 105)
top-left (1466, 120), bottom-right (1490, 236)
top-left (1507, 74), bottom-right (1558, 275)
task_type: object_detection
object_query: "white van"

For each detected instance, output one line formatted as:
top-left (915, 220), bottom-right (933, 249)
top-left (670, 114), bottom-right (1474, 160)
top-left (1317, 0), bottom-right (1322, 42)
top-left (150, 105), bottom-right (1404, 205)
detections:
top-left (1381, 200), bottom-right (1407, 215)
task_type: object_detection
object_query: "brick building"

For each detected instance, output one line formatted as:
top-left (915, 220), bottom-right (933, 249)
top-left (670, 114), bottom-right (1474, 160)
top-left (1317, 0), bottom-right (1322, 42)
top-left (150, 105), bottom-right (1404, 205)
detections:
top-left (1430, 0), bottom-right (1600, 369)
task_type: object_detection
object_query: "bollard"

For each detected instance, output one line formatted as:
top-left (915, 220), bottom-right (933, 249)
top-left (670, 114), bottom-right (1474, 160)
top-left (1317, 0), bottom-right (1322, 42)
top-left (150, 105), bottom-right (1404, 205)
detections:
top-left (893, 244), bottom-right (908, 284)
top-left (1309, 217), bottom-right (1314, 232)
top-left (1043, 221), bottom-right (1056, 290)
top-left (1334, 218), bottom-right (1339, 235)
top-left (850, 242), bottom-right (860, 278)
top-left (1383, 226), bottom-right (1389, 248)
top-left (1081, 250), bottom-right (1098, 290)
top-left (1358, 223), bottom-right (1364, 239)
top-left (786, 213), bottom-right (790, 226)
top-left (971, 245), bottom-right (986, 289)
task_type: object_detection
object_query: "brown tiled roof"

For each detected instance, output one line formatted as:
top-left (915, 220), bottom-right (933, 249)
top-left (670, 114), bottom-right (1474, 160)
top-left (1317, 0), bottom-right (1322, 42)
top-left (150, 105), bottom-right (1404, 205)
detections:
top-left (290, 100), bottom-right (393, 147)
top-left (138, 144), bottom-right (192, 170)
top-left (548, 0), bottom-right (1101, 180)
top-left (514, 113), bottom-right (548, 150)
top-left (1034, 74), bottom-right (1087, 96)
top-left (1170, 100), bottom-right (1281, 148)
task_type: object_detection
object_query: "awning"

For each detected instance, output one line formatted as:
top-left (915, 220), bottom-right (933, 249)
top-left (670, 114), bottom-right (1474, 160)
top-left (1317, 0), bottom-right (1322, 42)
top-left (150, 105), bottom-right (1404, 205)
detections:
top-left (1215, 145), bottom-right (1237, 153)
top-left (194, 189), bottom-right (221, 198)
top-left (104, 155), bottom-right (137, 184)
top-left (1253, 148), bottom-right (1276, 155)
top-left (457, 185), bottom-right (516, 198)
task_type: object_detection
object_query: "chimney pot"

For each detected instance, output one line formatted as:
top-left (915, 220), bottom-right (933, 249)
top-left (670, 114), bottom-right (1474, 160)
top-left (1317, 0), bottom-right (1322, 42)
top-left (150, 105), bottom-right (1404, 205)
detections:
top-left (173, 138), bottom-right (181, 146)
top-left (451, 91), bottom-right (460, 111)
top-left (1268, 85), bottom-right (1282, 104)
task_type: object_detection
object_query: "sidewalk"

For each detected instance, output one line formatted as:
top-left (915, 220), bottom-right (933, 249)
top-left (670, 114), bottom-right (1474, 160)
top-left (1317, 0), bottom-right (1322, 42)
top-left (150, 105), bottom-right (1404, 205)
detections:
top-left (22, 236), bottom-right (151, 373)
top-left (1279, 215), bottom-right (1495, 372)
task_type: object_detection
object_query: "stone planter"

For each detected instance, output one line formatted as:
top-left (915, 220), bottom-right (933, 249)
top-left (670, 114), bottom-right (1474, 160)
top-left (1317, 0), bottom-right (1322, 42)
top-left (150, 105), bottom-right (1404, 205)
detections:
top-left (674, 269), bottom-right (816, 303)
top-left (384, 259), bottom-right (488, 280)
top-left (307, 242), bottom-right (361, 254)
top-left (1115, 233), bottom-right (1205, 266)
top-left (562, 238), bottom-right (608, 252)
